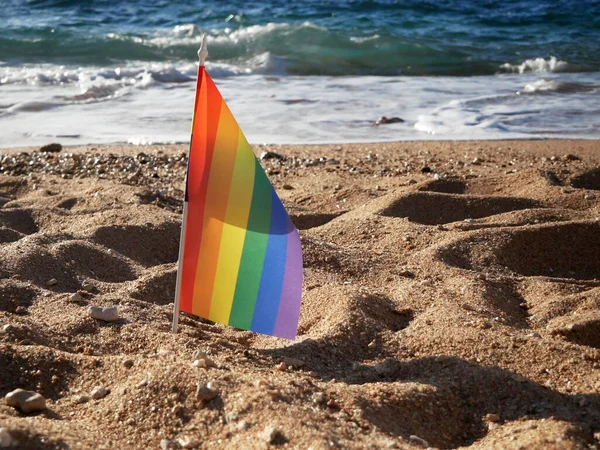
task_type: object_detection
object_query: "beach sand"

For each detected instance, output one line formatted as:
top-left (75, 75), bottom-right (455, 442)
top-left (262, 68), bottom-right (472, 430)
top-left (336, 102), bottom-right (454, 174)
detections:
top-left (1, 139), bottom-right (600, 449)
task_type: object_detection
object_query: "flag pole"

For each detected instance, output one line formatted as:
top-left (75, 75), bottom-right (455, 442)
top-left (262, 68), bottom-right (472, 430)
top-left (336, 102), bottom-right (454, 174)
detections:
top-left (172, 34), bottom-right (209, 334)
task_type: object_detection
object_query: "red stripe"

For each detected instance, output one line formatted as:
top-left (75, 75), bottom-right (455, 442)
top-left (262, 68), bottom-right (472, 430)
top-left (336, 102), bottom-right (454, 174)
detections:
top-left (180, 68), bottom-right (222, 313)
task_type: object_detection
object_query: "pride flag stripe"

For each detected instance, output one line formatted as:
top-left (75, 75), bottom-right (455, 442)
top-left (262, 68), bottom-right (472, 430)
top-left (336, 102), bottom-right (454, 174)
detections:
top-left (209, 131), bottom-right (256, 323)
top-left (273, 217), bottom-right (304, 339)
top-left (177, 66), bottom-right (303, 339)
top-left (250, 192), bottom-right (290, 335)
top-left (180, 70), bottom-right (221, 313)
top-left (228, 160), bottom-right (273, 329)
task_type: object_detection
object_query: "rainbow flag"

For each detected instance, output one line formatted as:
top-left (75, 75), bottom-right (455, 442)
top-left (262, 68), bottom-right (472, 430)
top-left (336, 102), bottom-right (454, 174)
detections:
top-left (173, 65), bottom-right (303, 340)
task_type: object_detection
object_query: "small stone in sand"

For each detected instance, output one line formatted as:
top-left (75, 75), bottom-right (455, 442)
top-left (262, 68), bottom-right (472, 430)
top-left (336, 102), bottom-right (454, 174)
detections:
top-left (196, 384), bottom-right (218, 401)
top-left (90, 386), bottom-right (108, 400)
top-left (260, 151), bottom-right (285, 161)
top-left (70, 293), bottom-right (83, 302)
top-left (81, 281), bottom-right (96, 292)
top-left (236, 420), bottom-right (250, 431)
top-left (408, 435), bottom-right (429, 448)
top-left (46, 278), bottom-right (58, 286)
top-left (259, 426), bottom-right (280, 444)
top-left (40, 143), bottom-right (62, 153)
top-left (373, 116), bottom-right (404, 126)
top-left (0, 428), bottom-right (15, 448)
top-left (123, 359), bottom-right (134, 369)
top-left (312, 392), bottom-right (325, 404)
top-left (282, 357), bottom-right (304, 368)
top-left (76, 395), bottom-right (90, 404)
top-left (282, 184), bottom-right (294, 190)
top-left (192, 357), bottom-right (215, 368)
top-left (485, 413), bottom-right (500, 422)
top-left (88, 306), bottom-right (119, 322)
top-left (160, 439), bottom-right (177, 450)
top-left (5, 389), bottom-right (47, 413)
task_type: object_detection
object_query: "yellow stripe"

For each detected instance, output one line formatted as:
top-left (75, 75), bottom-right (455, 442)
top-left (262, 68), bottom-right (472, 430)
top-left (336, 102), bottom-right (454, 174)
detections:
top-left (208, 131), bottom-right (256, 323)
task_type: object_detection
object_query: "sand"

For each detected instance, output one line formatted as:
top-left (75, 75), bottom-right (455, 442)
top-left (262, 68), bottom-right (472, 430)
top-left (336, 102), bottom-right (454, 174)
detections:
top-left (1, 139), bottom-right (600, 450)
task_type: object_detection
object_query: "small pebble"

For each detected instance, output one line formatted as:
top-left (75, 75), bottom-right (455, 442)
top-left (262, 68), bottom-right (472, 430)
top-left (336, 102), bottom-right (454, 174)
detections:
top-left (5, 389), bottom-right (47, 413)
top-left (260, 151), bottom-right (285, 161)
top-left (46, 278), bottom-right (58, 286)
top-left (585, 193), bottom-right (595, 200)
top-left (259, 426), bottom-right (279, 444)
top-left (69, 293), bottom-right (83, 302)
top-left (236, 420), bottom-right (250, 431)
top-left (160, 439), bottom-right (177, 450)
top-left (0, 428), bottom-right (15, 448)
top-left (40, 143), bottom-right (62, 153)
top-left (192, 357), bottom-right (215, 368)
top-left (312, 392), bottom-right (326, 404)
top-left (81, 281), bottom-right (95, 292)
top-left (88, 306), bottom-right (119, 322)
top-left (123, 359), bottom-right (134, 369)
top-left (275, 362), bottom-right (287, 371)
top-left (373, 116), bottom-right (404, 126)
top-left (196, 384), bottom-right (218, 401)
top-left (282, 357), bottom-right (304, 368)
top-left (408, 435), bottom-right (429, 448)
top-left (90, 386), bottom-right (108, 400)
top-left (282, 184), bottom-right (294, 190)
top-left (75, 395), bottom-right (90, 404)
top-left (485, 413), bottom-right (500, 423)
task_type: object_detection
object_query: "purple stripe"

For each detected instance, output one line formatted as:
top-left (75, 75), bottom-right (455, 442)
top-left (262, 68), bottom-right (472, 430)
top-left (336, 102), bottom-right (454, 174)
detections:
top-left (272, 217), bottom-right (303, 339)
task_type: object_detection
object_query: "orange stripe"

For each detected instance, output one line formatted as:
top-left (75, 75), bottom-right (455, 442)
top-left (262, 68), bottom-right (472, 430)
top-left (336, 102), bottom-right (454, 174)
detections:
top-left (180, 68), bottom-right (222, 313)
top-left (191, 99), bottom-right (240, 317)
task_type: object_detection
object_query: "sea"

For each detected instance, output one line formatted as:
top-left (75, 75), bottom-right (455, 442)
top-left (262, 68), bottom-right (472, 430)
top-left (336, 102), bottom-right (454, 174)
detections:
top-left (1, 0), bottom-right (599, 147)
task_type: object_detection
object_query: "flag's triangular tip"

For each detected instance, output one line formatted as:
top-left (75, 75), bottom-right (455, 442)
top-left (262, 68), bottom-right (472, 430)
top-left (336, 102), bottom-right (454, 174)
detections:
top-left (198, 34), bottom-right (208, 66)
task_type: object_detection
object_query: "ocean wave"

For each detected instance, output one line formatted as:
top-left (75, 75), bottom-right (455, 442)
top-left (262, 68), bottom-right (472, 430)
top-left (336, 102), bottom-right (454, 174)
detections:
top-left (349, 35), bottom-right (380, 43)
top-left (499, 57), bottom-right (569, 74)
top-left (0, 63), bottom-right (199, 86)
top-left (517, 79), bottom-right (598, 95)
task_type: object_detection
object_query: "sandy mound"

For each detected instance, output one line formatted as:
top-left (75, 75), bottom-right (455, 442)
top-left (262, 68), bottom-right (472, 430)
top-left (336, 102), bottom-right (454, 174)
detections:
top-left (1, 140), bottom-right (600, 449)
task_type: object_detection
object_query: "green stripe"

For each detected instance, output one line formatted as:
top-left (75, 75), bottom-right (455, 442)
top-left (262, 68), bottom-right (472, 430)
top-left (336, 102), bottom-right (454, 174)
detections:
top-left (228, 159), bottom-right (273, 329)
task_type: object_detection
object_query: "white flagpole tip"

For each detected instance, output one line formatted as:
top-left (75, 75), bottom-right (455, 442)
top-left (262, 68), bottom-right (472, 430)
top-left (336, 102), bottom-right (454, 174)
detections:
top-left (198, 34), bottom-right (208, 66)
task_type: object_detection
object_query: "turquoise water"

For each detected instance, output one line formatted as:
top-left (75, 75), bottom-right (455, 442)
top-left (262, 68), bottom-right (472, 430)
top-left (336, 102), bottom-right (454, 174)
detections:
top-left (3, 0), bottom-right (600, 75)
top-left (1, 0), bottom-right (599, 146)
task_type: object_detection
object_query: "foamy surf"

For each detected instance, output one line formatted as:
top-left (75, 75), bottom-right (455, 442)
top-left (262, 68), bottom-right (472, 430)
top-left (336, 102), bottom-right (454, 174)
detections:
top-left (2, 71), bottom-right (599, 148)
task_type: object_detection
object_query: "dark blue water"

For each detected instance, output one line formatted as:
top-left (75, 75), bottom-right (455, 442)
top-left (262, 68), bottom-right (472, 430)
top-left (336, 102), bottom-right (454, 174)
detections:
top-left (2, 0), bottom-right (599, 75)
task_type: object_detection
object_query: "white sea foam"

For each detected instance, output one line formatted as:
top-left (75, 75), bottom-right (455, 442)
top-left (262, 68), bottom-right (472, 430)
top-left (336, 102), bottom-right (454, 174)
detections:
top-left (517, 78), bottom-right (598, 95)
top-left (1, 70), bottom-right (599, 148)
top-left (350, 35), bottom-right (380, 43)
top-left (500, 56), bottom-right (569, 74)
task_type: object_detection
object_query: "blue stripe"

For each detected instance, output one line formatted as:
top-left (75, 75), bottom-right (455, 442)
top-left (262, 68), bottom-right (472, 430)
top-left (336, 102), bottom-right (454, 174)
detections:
top-left (250, 189), bottom-right (288, 335)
